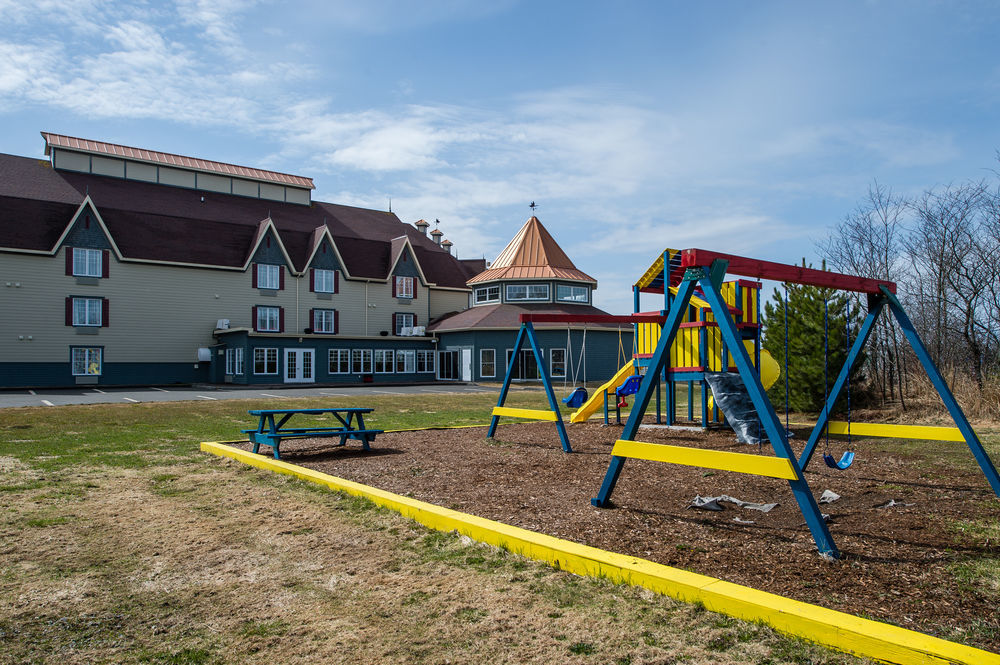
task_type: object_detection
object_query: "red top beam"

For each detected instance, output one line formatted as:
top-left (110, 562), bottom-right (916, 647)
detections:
top-left (680, 249), bottom-right (896, 294)
top-left (519, 313), bottom-right (667, 324)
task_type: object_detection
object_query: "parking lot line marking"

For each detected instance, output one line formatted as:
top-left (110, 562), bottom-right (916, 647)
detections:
top-left (123, 397), bottom-right (139, 403)
top-left (92, 388), bottom-right (106, 394)
top-left (28, 390), bottom-right (36, 395)
top-left (151, 387), bottom-right (169, 392)
top-left (41, 400), bottom-right (54, 407)
top-left (260, 393), bottom-right (284, 398)
top-left (319, 392), bottom-right (350, 396)
top-left (372, 390), bottom-right (405, 395)
top-left (197, 395), bottom-right (217, 400)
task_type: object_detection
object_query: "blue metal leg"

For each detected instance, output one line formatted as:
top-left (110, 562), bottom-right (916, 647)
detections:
top-left (523, 322), bottom-right (572, 453)
top-left (487, 324), bottom-right (528, 438)
top-left (881, 287), bottom-right (1000, 496)
top-left (699, 265), bottom-right (839, 558)
top-left (592, 279), bottom-right (699, 507)
top-left (800, 297), bottom-right (884, 469)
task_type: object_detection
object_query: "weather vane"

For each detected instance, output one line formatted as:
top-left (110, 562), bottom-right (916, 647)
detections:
top-left (529, 201), bottom-right (538, 212)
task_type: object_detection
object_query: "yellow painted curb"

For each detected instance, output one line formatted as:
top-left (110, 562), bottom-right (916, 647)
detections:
top-left (201, 441), bottom-right (998, 665)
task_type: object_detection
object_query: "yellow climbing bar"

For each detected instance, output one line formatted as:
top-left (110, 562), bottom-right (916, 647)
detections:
top-left (828, 421), bottom-right (965, 442)
top-left (492, 406), bottom-right (560, 422)
top-left (612, 440), bottom-right (799, 480)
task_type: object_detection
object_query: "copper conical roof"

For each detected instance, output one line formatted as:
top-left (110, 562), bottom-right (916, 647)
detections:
top-left (467, 216), bottom-right (596, 285)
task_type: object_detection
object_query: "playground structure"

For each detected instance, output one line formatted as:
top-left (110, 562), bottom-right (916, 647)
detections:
top-left (490, 246), bottom-right (1000, 558)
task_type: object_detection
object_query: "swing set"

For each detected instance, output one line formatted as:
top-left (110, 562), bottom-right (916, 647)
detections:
top-left (588, 248), bottom-right (1000, 559)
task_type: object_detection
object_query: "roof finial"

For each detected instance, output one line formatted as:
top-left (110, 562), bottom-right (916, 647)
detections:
top-left (529, 201), bottom-right (538, 213)
top-left (388, 196), bottom-right (391, 213)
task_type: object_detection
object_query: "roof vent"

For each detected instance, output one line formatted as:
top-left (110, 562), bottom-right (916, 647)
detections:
top-left (441, 239), bottom-right (453, 255)
top-left (414, 219), bottom-right (430, 235)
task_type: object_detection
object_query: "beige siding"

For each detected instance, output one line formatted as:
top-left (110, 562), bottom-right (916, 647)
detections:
top-left (53, 149), bottom-right (89, 173)
top-left (197, 173), bottom-right (230, 194)
top-left (428, 288), bottom-right (469, 320)
top-left (125, 161), bottom-right (157, 183)
top-left (233, 179), bottom-right (258, 197)
top-left (260, 183), bottom-right (284, 202)
top-left (159, 167), bottom-right (196, 188)
top-left (91, 156), bottom-right (125, 178)
top-left (286, 187), bottom-right (310, 205)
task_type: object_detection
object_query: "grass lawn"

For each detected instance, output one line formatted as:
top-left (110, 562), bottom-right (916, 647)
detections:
top-left (1, 390), bottom-right (886, 664)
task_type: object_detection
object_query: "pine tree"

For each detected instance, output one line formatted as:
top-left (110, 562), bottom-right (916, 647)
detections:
top-left (762, 274), bottom-right (866, 414)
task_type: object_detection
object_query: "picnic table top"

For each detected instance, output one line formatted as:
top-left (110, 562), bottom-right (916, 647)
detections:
top-left (248, 407), bottom-right (374, 416)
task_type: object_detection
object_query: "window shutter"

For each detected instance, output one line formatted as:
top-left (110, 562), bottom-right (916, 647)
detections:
top-left (279, 266), bottom-right (285, 290)
top-left (278, 307), bottom-right (285, 332)
top-left (334, 309), bottom-right (339, 334)
top-left (102, 298), bottom-right (109, 327)
top-left (334, 270), bottom-right (339, 294)
top-left (413, 314), bottom-right (417, 326)
top-left (65, 248), bottom-right (73, 276)
top-left (392, 313), bottom-right (397, 335)
top-left (310, 308), bottom-right (315, 329)
top-left (391, 277), bottom-right (397, 297)
top-left (252, 264), bottom-right (258, 288)
top-left (65, 297), bottom-right (72, 326)
top-left (309, 269), bottom-right (315, 292)
top-left (252, 306), bottom-right (258, 332)
top-left (412, 277), bottom-right (417, 299)
top-left (102, 250), bottom-right (110, 278)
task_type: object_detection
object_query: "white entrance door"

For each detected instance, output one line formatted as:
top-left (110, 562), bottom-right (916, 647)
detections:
top-left (284, 348), bottom-right (315, 383)
top-left (461, 348), bottom-right (472, 382)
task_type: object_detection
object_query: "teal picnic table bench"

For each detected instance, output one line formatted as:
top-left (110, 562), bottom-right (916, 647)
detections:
top-left (243, 407), bottom-right (382, 460)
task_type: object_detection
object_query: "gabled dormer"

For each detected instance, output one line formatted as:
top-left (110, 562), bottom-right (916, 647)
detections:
top-left (55, 197), bottom-right (120, 281)
top-left (246, 219), bottom-right (293, 291)
top-left (304, 226), bottom-right (347, 296)
top-left (388, 236), bottom-right (428, 300)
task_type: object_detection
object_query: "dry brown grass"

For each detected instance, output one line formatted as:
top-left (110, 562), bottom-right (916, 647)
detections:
top-left (0, 454), bottom-right (868, 665)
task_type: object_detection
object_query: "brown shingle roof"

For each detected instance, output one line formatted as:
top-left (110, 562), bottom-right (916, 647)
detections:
top-left (468, 216), bottom-right (596, 285)
top-left (42, 132), bottom-right (315, 189)
top-left (0, 151), bottom-right (480, 288)
top-left (427, 302), bottom-right (623, 332)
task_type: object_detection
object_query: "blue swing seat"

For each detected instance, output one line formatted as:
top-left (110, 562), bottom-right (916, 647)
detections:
top-left (823, 450), bottom-right (855, 470)
top-left (616, 375), bottom-right (642, 397)
top-left (562, 387), bottom-right (588, 408)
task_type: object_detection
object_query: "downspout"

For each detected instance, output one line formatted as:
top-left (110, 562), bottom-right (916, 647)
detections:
top-left (365, 281), bottom-right (369, 336)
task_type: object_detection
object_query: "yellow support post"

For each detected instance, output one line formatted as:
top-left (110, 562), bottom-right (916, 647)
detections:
top-left (492, 406), bottom-right (560, 422)
top-left (611, 439), bottom-right (799, 480)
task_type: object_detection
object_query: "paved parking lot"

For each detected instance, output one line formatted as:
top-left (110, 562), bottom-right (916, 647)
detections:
top-left (0, 383), bottom-right (501, 409)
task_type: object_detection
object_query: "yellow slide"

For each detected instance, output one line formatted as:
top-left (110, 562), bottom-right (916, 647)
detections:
top-left (569, 362), bottom-right (637, 423)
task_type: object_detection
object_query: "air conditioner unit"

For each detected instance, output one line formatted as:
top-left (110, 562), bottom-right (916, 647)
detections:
top-left (216, 319), bottom-right (230, 330)
top-left (412, 326), bottom-right (425, 336)
top-left (400, 327), bottom-right (413, 336)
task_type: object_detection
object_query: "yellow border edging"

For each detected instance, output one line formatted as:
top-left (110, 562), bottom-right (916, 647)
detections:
top-left (201, 441), bottom-right (998, 665)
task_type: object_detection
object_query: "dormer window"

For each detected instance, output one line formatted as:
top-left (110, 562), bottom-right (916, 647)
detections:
top-left (256, 264), bottom-right (281, 290)
top-left (556, 284), bottom-right (589, 303)
top-left (394, 276), bottom-right (415, 299)
top-left (506, 283), bottom-right (549, 301)
top-left (72, 248), bottom-right (104, 278)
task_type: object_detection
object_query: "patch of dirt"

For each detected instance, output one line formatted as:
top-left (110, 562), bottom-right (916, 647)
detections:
top-left (245, 421), bottom-right (1000, 651)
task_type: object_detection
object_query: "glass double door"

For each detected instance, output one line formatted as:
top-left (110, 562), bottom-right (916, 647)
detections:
top-left (284, 348), bottom-right (315, 383)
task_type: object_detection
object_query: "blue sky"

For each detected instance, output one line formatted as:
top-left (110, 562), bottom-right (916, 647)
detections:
top-left (2, 0), bottom-right (999, 313)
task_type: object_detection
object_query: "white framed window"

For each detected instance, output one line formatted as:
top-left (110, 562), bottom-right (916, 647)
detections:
top-left (313, 309), bottom-right (336, 333)
top-left (73, 248), bottom-right (102, 278)
top-left (374, 349), bottom-right (394, 373)
top-left (395, 276), bottom-right (415, 299)
top-left (329, 349), bottom-right (350, 374)
top-left (256, 306), bottom-right (280, 332)
top-left (257, 264), bottom-right (280, 290)
top-left (71, 347), bottom-right (102, 376)
top-left (253, 348), bottom-right (278, 374)
top-left (550, 348), bottom-right (567, 378)
top-left (72, 297), bottom-right (103, 326)
top-left (351, 349), bottom-right (373, 373)
top-left (395, 350), bottom-right (415, 374)
top-left (395, 312), bottom-right (415, 335)
top-left (474, 285), bottom-right (500, 304)
top-left (314, 269), bottom-right (337, 293)
top-left (480, 348), bottom-right (496, 378)
top-left (506, 283), bottom-right (549, 301)
top-left (416, 350), bottom-right (435, 373)
top-left (225, 348), bottom-right (244, 375)
top-left (556, 284), bottom-right (589, 303)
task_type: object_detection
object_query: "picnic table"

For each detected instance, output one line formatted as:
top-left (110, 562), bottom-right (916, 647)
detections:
top-left (243, 407), bottom-right (382, 460)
